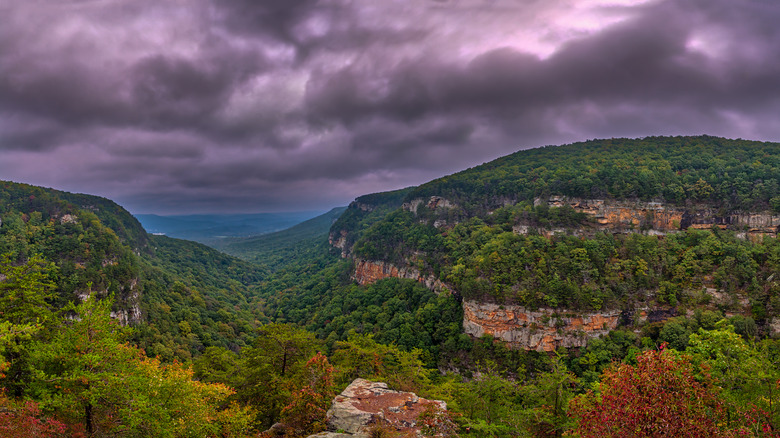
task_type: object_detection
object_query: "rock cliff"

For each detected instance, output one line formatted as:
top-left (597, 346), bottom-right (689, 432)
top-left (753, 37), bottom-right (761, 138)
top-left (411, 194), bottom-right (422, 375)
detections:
top-left (535, 196), bottom-right (780, 238)
top-left (353, 259), bottom-right (450, 294)
top-left (402, 196), bottom-right (455, 214)
top-left (462, 300), bottom-right (622, 351)
top-left (329, 230), bottom-right (350, 258)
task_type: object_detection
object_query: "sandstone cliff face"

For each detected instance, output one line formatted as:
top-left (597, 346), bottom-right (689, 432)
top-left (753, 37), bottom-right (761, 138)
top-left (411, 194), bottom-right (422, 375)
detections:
top-left (535, 196), bottom-right (780, 237)
top-left (353, 259), bottom-right (450, 294)
top-left (462, 300), bottom-right (621, 351)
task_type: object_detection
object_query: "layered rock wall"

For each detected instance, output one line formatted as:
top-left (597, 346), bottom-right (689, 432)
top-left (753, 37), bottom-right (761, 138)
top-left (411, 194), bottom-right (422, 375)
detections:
top-left (353, 259), bottom-right (450, 294)
top-left (462, 300), bottom-right (621, 351)
top-left (536, 196), bottom-right (780, 237)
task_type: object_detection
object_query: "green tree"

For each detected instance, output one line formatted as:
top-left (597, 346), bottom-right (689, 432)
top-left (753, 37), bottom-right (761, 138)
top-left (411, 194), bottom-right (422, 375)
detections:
top-left (28, 296), bottom-right (253, 437)
top-left (331, 333), bottom-right (431, 393)
top-left (687, 322), bottom-right (780, 432)
top-left (0, 254), bottom-right (56, 325)
top-left (240, 323), bottom-right (320, 428)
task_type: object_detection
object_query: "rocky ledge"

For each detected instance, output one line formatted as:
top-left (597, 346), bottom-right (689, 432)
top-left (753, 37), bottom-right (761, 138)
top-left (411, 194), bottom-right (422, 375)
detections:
top-left (353, 259), bottom-right (450, 294)
top-left (463, 300), bottom-right (621, 351)
top-left (309, 378), bottom-right (447, 438)
top-left (535, 196), bottom-right (780, 238)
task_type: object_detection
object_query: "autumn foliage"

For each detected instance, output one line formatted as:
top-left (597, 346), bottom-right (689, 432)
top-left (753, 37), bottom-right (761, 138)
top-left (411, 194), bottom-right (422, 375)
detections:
top-left (0, 393), bottom-right (66, 438)
top-left (279, 352), bottom-right (336, 437)
top-left (569, 346), bottom-right (730, 438)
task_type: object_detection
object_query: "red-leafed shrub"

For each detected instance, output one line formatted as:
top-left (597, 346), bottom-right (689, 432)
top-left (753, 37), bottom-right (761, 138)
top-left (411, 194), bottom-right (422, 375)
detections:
top-left (569, 346), bottom-right (731, 438)
top-left (0, 394), bottom-right (67, 438)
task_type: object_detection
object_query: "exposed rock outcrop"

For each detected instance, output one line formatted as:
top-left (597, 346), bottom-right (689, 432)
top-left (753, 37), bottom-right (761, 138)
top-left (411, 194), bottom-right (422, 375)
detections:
top-left (403, 196), bottom-right (455, 214)
top-left (329, 230), bottom-right (350, 258)
top-left (59, 213), bottom-right (78, 224)
top-left (315, 378), bottom-right (447, 438)
top-left (534, 196), bottom-right (780, 238)
top-left (77, 279), bottom-right (143, 326)
top-left (462, 300), bottom-right (621, 351)
top-left (353, 259), bottom-right (450, 294)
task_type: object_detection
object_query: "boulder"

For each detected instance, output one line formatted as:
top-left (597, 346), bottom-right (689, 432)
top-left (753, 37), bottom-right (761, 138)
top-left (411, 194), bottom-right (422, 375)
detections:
top-left (312, 378), bottom-right (447, 437)
top-left (307, 433), bottom-right (353, 438)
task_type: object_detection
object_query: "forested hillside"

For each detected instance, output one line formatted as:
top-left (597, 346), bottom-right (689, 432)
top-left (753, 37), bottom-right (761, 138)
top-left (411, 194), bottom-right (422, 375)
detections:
top-left (342, 137), bottom-right (780, 324)
top-left (410, 135), bottom-right (780, 215)
top-left (5, 137), bottom-right (780, 437)
top-left (0, 181), bottom-right (267, 359)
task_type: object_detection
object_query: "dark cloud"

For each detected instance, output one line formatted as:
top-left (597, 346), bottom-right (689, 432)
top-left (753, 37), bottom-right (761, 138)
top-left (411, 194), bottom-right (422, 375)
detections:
top-left (3, 0), bottom-right (780, 213)
top-left (216, 0), bottom-right (318, 45)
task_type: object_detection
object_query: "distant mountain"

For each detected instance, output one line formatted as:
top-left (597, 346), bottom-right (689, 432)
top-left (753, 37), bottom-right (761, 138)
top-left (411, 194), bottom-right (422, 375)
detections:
top-left (135, 211), bottom-right (324, 244)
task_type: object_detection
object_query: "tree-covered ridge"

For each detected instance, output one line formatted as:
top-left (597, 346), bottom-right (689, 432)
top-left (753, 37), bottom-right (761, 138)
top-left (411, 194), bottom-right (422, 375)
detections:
top-left (0, 185), bottom-right (142, 309)
top-left (408, 136), bottom-right (780, 215)
top-left (0, 181), bottom-right (148, 249)
top-left (0, 180), bottom-right (268, 360)
top-left (343, 137), bottom-right (780, 317)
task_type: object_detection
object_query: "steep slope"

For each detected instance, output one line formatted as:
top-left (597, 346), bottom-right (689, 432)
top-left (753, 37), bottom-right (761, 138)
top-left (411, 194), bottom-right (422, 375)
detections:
top-left (0, 181), bottom-right (145, 313)
top-left (331, 136), bottom-right (780, 350)
top-left (0, 181), bottom-right (149, 250)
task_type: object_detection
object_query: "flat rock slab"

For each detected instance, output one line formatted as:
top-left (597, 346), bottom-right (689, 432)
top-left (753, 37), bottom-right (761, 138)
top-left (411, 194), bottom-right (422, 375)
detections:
top-left (325, 378), bottom-right (446, 437)
top-left (307, 433), bottom-right (354, 438)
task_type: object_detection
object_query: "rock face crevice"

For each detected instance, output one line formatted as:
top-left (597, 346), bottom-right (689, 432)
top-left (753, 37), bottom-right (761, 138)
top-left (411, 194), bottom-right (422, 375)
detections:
top-left (462, 300), bottom-right (621, 351)
top-left (329, 230), bottom-right (350, 258)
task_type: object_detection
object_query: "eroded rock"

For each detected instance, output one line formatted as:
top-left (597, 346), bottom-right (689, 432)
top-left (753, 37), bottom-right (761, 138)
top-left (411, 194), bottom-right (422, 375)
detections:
top-left (534, 196), bottom-right (780, 237)
top-left (462, 300), bottom-right (621, 351)
top-left (321, 378), bottom-right (447, 438)
top-left (353, 259), bottom-right (450, 294)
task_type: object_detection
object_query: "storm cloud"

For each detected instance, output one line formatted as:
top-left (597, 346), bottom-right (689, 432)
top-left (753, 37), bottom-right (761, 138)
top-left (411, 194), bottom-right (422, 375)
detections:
top-left (1, 0), bottom-right (780, 213)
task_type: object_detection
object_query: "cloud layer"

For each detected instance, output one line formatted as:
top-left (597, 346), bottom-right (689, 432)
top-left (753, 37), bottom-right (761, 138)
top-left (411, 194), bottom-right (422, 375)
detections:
top-left (2, 0), bottom-right (779, 213)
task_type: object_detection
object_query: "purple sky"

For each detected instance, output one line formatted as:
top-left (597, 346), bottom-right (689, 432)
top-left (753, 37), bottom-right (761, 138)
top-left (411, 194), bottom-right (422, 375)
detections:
top-left (2, 0), bottom-right (780, 214)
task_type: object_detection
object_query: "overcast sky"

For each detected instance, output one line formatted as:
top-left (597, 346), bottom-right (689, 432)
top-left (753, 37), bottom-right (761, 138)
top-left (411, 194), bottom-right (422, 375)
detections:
top-left (2, 0), bottom-right (779, 214)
